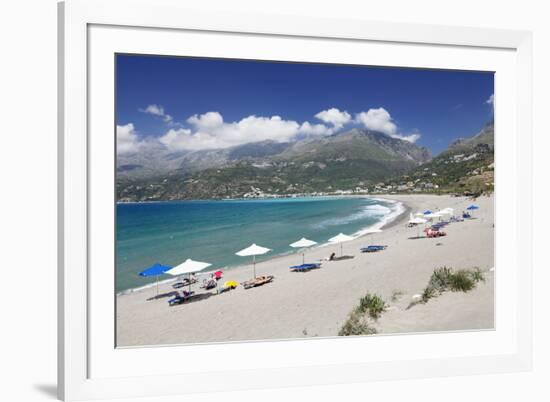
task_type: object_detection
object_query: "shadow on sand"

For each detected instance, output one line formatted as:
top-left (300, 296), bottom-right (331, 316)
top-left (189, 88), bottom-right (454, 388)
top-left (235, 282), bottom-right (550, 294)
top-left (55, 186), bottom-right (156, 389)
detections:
top-left (170, 292), bottom-right (214, 306)
top-left (147, 290), bottom-right (179, 301)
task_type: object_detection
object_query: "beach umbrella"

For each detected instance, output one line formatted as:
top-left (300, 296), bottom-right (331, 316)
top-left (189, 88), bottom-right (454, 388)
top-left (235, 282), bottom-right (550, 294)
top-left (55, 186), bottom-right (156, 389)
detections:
top-left (408, 216), bottom-right (427, 225)
top-left (408, 215), bottom-right (428, 237)
top-left (166, 259), bottom-right (212, 292)
top-left (423, 210), bottom-right (433, 215)
top-left (290, 237), bottom-right (318, 265)
top-left (423, 212), bottom-right (441, 220)
top-left (466, 204), bottom-right (479, 218)
top-left (439, 208), bottom-right (454, 217)
top-left (138, 262), bottom-right (172, 296)
top-left (236, 243), bottom-right (271, 278)
top-left (328, 233), bottom-right (354, 256)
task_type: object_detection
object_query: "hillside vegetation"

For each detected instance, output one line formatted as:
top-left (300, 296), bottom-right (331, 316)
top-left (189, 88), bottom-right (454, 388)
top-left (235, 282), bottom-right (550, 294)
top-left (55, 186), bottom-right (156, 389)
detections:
top-left (116, 123), bottom-right (494, 202)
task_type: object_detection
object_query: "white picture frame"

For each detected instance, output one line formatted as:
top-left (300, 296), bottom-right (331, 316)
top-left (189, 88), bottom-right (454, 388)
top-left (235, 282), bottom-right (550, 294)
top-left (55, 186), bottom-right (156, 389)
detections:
top-left (58, 0), bottom-right (533, 400)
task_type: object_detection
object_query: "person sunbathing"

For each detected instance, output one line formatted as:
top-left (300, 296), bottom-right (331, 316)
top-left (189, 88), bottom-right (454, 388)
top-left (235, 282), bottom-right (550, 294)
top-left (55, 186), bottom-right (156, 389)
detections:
top-left (203, 279), bottom-right (217, 290)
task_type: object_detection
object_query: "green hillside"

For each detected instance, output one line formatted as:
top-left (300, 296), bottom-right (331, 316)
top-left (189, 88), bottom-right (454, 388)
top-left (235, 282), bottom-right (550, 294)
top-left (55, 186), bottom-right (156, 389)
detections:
top-left (117, 129), bottom-right (430, 201)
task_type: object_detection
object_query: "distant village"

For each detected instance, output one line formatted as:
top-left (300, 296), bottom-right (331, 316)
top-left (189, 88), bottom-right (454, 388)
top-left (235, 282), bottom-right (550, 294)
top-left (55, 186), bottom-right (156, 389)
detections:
top-left (240, 149), bottom-right (494, 200)
top-left (117, 142), bottom-right (494, 203)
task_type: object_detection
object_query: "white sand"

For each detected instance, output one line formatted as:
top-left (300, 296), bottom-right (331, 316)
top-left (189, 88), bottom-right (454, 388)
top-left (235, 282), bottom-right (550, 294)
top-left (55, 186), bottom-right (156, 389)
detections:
top-left (116, 194), bottom-right (494, 347)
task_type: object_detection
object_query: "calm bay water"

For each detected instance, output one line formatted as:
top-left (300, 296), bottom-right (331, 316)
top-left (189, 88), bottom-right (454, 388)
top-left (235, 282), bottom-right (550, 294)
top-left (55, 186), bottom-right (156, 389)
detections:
top-left (116, 197), bottom-right (402, 292)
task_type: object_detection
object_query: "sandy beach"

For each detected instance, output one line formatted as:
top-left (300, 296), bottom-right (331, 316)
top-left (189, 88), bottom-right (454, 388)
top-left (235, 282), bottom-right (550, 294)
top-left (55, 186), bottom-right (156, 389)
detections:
top-left (116, 194), bottom-right (494, 347)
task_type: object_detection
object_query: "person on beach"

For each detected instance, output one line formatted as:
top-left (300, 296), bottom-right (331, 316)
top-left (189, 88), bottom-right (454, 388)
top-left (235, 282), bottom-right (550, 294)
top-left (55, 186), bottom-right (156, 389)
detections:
top-left (329, 252), bottom-right (336, 261)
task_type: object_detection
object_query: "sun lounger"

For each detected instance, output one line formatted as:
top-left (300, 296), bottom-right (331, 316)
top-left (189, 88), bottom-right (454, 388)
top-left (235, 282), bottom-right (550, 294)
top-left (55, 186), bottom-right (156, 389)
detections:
top-left (330, 255), bottom-right (355, 261)
top-left (168, 290), bottom-right (195, 306)
top-left (360, 245), bottom-right (388, 253)
top-left (241, 275), bottom-right (274, 289)
top-left (289, 263), bottom-right (321, 272)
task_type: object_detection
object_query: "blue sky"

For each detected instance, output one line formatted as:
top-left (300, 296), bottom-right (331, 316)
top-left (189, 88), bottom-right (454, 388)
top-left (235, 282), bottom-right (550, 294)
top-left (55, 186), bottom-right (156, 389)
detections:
top-left (116, 54), bottom-right (494, 155)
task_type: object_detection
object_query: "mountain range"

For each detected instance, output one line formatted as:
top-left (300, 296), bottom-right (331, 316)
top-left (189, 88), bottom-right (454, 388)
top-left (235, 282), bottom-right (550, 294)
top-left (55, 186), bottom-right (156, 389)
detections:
top-left (117, 124), bottom-right (493, 201)
top-left (396, 122), bottom-right (494, 195)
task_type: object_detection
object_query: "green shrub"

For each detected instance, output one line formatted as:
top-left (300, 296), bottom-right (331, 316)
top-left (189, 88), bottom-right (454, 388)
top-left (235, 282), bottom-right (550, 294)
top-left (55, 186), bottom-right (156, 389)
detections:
top-left (357, 293), bottom-right (387, 319)
top-left (448, 269), bottom-right (476, 292)
top-left (338, 312), bottom-right (377, 336)
top-left (470, 267), bottom-right (485, 283)
top-left (421, 285), bottom-right (437, 303)
top-left (428, 267), bottom-right (453, 292)
top-left (408, 267), bottom-right (487, 309)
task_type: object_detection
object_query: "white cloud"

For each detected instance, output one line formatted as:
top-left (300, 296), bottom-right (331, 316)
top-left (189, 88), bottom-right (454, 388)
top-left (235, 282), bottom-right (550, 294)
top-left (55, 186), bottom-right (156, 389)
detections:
top-left (159, 112), bottom-right (333, 151)
top-left (486, 94), bottom-right (494, 105)
top-left (395, 132), bottom-right (421, 143)
top-left (355, 107), bottom-right (420, 143)
top-left (314, 108), bottom-right (351, 129)
top-left (140, 104), bottom-right (173, 123)
top-left (299, 121), bottom-right (334, 137)
top-left (135, 107), bottom-right (419, 151)
top-left (158, 128), bottom-right (194, 149)
top-left (187, 111), bottom-right (224, 130)
top-left (356, 108), bottom-right (397, 136)
top-left (117, 123), bottom-right (141, 154)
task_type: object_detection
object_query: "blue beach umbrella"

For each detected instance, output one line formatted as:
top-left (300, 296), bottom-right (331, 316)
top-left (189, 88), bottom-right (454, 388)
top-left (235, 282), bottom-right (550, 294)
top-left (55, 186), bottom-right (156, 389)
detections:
top-left (423, 210), bottom-right (433, 215)
top-left (466, 205), bottom-right (479, 210)
top-left (138, 263), bottom-right (172, 295)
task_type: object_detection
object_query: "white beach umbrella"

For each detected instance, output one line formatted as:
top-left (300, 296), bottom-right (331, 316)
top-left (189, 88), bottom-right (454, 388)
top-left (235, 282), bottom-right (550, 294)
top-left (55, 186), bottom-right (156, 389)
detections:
top-left (409, 216), bottom-right (427, 225)
top-left (329, 233), bottom-right (354, 256)
top-left (424, 212), bottom-right (441, 220)
top-left (166, 258), bottom-right (212, 292)
top-left (236, 243), bottom-right (271, 278)
top-left (408, 216), bottom-right (428, 237)
top-left (290, 237), bottom-right (318, 265)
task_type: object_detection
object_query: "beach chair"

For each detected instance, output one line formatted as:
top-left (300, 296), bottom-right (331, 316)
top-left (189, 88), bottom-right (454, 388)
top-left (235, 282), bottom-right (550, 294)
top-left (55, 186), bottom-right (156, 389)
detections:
top-left (360, 245), bottom-right (388, 253)
top-left (167, 290), bottom-right (195, 306)
top-left (289, 263), bottom-right (321, 272)
top-left (241, 275), bottom-right (274, 289)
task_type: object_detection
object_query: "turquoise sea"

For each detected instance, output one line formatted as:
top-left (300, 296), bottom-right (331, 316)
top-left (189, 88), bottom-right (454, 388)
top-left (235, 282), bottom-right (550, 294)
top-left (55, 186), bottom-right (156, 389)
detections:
top-left (116, 197), bottom-right (403, 292)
